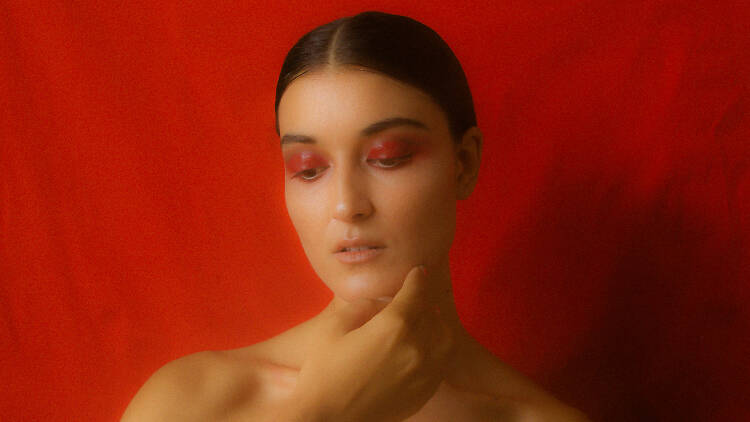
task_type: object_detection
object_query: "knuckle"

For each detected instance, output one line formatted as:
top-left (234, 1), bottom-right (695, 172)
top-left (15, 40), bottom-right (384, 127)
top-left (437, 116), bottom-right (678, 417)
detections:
top-left (403, 344), bottom-right (425, 373)
top-left (376, 310), bottom-right (398, 328)
top-left (385, 308), bottom-right (412, 331)
top-left (374, 313), bottom-right (409, 344)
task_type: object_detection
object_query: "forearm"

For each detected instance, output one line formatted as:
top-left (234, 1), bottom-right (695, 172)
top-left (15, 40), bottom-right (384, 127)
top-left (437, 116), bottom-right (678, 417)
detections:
top-left (267, 390), bottom-right (338, 422)
top-left (268, 392), bottom-right (390, 422)
top-left (269, 407), bottom-right (328, 422)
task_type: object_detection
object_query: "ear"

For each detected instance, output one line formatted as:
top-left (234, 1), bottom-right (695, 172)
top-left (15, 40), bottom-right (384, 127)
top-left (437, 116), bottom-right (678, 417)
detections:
top-left (454, 126), bottom-right (483, 200)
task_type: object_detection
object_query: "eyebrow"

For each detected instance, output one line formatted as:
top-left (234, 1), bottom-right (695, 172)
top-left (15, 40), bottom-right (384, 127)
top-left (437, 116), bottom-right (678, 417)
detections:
top-left (280, 117), bottom-right (429, 146)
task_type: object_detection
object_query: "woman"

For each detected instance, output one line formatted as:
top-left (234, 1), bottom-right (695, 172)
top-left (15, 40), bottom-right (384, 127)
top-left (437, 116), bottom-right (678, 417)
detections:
top-left (122, 11), bottom-right (590, 421)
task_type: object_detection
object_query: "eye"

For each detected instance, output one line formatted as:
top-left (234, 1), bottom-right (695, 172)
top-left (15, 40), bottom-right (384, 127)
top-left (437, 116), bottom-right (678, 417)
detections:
top-left (291, 154), bottom-right (412, 183)
top-left (368, 154), bottom-right (413, 169)
top-left (293, 167), bottom-right (328, 182)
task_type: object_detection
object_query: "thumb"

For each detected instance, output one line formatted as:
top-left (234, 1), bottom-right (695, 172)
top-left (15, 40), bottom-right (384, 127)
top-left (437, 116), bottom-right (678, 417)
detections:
top-left (318, 297), bottom-right (387, 341)
top-left (384, 265), bottom-right (429, 321)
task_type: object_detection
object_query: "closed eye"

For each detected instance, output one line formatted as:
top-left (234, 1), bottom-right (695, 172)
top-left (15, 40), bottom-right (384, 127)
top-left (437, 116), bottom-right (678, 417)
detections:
top-left (293, 155), bottom-right (413, 182)
top-left (294, 167), bottom-right (328, 181)
top-left (367, 154), bottom-right (413, 169)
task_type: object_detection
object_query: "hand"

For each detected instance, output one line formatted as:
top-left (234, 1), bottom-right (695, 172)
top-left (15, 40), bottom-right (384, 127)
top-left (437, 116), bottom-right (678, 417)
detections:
top-left (290, 265), bottom-right (457, 422)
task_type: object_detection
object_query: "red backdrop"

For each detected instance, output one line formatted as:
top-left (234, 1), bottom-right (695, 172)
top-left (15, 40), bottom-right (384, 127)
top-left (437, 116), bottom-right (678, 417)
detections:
top-left (2, 1), bottom-right (748, 421)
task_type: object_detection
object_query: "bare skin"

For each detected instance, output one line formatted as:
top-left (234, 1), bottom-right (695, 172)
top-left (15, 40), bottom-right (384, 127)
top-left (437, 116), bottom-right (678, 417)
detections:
top-left (121, 277), bottom-right (589, 421)
top-left (120, 276), bottom-right (589, 421)
top-left (121, 67), bottom-right (591, 421)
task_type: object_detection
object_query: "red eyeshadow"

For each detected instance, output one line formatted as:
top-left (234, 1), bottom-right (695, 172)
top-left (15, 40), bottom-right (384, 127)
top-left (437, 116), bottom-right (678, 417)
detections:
top-left (367, 138), bottom-right (417, 159)
top-left (285, 151), bottom-right (327, 174)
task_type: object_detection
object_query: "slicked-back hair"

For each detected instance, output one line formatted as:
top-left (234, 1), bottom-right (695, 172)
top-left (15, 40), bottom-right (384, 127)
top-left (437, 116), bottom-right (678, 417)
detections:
top-left (274, 11), bottom-right (477, 143)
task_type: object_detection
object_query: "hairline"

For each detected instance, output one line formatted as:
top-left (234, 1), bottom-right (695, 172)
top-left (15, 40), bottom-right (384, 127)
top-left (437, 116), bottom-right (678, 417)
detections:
top-left (281, 64), bottom-right (462, 144)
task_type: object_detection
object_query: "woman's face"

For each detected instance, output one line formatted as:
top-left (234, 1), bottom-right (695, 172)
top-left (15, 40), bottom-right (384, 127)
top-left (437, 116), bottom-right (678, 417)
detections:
top-left (278, 67), bottom-right (459, 302)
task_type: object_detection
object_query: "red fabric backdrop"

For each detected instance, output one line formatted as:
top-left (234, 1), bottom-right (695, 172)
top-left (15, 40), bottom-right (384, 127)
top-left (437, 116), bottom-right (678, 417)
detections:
top-left (2, 1), bottom-right (748, 420)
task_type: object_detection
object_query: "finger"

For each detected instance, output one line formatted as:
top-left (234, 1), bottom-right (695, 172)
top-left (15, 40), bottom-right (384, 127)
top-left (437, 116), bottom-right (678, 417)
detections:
top-left (319, 298), bottom-right (385, 341)
top-left (385, 265), bottom-right (430, 323)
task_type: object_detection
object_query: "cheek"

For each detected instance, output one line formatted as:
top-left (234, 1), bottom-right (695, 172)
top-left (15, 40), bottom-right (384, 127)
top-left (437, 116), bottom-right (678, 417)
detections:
top-left (285, 185), bottom-right (326, 250)
top-left (381, 158), bottom-right (456, 247)
top-left (413, 182), bottom-right (455, 243)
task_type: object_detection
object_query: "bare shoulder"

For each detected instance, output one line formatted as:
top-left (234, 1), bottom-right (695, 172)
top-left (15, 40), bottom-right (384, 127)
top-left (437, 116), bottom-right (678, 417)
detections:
top-left (488, 365), bottom-right (591, 421)
top-left (505, 394), bottom-right (591, 422)
top-left (460, 342), bottom-right (592, 422)
top-left (497, 376), bottom-right (592, 421)
top-left (120, 349), bottom-right (262, 422)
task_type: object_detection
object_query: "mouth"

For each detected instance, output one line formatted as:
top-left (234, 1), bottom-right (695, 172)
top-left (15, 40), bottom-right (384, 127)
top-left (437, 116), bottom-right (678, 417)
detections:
top-left (333, 237), bottom-right (386, 254)
top-left (334, 246), bottom-right (385, 263)
top-left (336, 246), bottom-right (384, 253)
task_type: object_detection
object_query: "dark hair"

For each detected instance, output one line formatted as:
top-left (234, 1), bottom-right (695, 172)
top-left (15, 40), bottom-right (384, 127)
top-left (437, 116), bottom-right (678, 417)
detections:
top-left (274, 10), bottom-right (477, 143)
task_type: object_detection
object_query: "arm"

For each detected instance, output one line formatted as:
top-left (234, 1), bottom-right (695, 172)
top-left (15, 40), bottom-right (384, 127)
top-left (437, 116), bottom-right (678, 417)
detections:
top-left (266, 390), bottom-right (333, 422)
top-left (267, 386), bottom-right (387, 422)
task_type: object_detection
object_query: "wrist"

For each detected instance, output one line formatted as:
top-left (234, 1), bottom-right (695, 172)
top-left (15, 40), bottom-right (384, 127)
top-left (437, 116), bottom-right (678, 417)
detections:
top-left (270, 390), bottom-right (334, 422)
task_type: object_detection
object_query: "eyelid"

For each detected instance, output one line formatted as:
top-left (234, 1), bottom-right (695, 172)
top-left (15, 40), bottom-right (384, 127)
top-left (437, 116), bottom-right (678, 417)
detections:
top-left (366, 154), bottom-right (413, 167)
top-left (292, 166), bottom-right (329, 182)
top-left (285, 151), bottom-right (327, 174)
top-left (292, 154), bottom-right (412, 182)
top-left (367, 138), bottom-right (415, 158)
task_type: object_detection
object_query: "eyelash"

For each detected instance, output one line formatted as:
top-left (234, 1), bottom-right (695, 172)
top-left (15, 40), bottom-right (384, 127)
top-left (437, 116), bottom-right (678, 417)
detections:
top-left (293, 154), bottom-right (413, 182)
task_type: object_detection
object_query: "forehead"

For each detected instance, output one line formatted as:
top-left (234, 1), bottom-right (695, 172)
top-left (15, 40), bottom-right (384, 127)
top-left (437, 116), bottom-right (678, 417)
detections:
top-left (277, 67), bottom-right (448, 140)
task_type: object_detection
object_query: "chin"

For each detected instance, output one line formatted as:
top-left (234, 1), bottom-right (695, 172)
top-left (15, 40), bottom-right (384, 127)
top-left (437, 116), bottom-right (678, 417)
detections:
top-left (332, 272), bottom-right (402, 302)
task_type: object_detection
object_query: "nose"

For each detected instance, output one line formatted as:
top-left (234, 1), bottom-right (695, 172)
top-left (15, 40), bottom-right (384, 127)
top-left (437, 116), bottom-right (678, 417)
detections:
top-left (331, 164), bottom-right (373, 222)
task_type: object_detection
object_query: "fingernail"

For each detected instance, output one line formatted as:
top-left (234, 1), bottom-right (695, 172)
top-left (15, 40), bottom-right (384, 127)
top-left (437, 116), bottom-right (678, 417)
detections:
top-left (376, 296), bottom-right (393, 303)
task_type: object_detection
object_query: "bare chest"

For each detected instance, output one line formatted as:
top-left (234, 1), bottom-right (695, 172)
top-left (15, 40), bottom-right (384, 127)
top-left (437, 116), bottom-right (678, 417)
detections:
top-left (253, 366), bottom-right (491, 422)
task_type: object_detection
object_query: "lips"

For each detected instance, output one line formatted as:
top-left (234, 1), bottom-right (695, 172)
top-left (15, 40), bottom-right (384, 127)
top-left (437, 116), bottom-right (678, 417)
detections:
top-left (334, 245), bottom-right (385, 264)
top-left (333, 238), bottom-right (385, 253)
top-left (339, 245), bottom-right (381, 252)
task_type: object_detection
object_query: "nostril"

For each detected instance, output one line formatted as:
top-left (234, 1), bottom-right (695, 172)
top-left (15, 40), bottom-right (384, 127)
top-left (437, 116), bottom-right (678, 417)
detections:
top-left (333, 197), bottom-right (373, 222)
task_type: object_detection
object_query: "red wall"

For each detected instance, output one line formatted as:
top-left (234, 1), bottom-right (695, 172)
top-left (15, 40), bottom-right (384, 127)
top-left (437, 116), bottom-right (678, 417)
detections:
top-left (2, 1), bottom-right (748, 420)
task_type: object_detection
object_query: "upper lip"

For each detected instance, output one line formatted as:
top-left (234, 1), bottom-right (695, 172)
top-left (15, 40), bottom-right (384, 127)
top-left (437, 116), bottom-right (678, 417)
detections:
top-left (334, 238), bottom-right (385, 253)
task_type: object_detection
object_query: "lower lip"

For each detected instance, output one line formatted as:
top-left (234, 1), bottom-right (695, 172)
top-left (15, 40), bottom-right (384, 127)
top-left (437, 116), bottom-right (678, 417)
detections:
top-left (335, 247), bottom-right (384, 263)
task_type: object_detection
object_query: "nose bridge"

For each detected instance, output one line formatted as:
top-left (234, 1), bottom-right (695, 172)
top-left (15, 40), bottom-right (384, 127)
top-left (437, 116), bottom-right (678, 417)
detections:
top-left (332, 159), bottom-right (372, 222)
